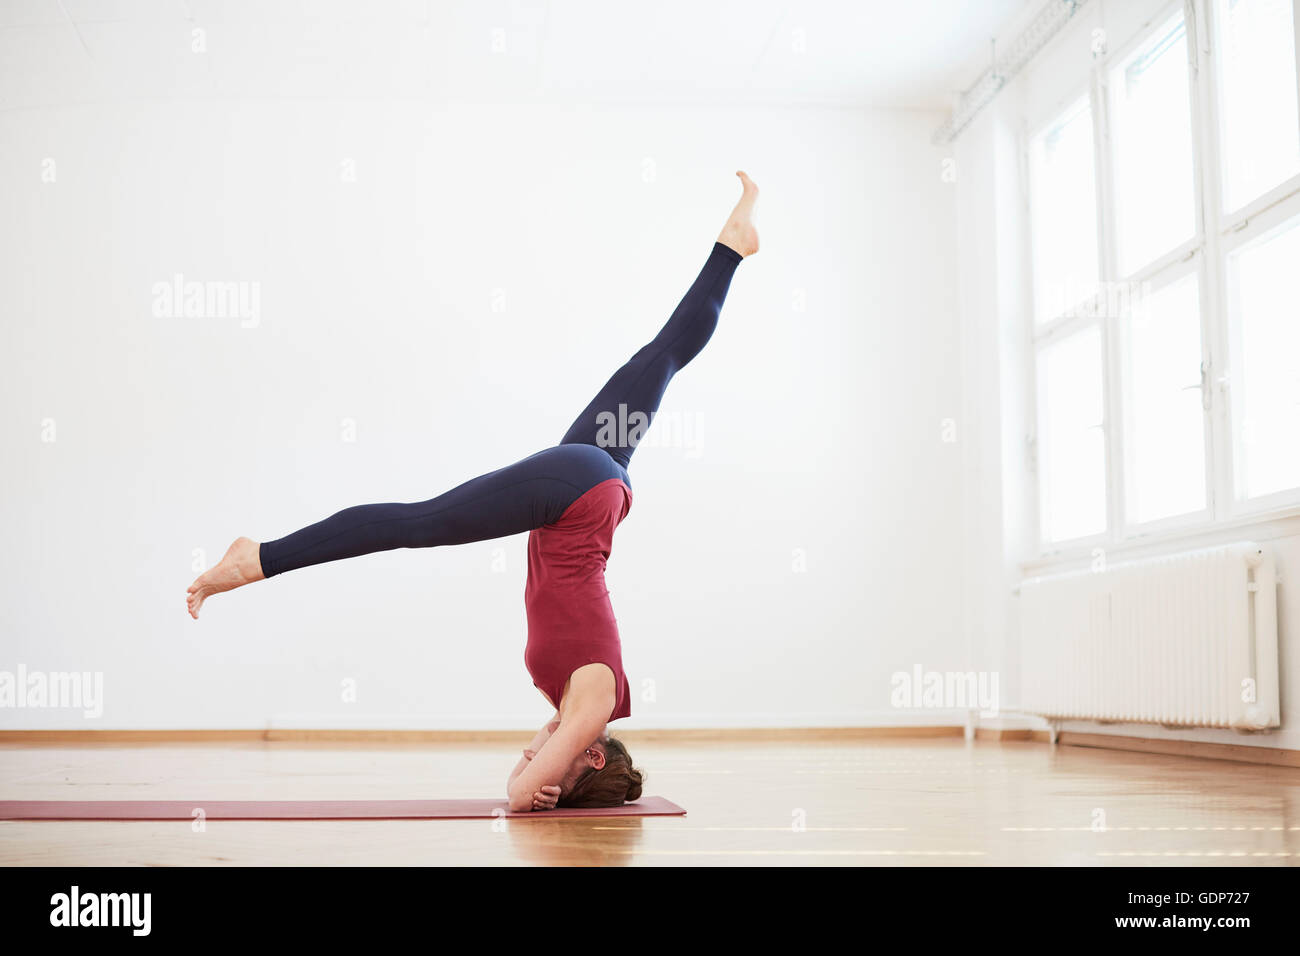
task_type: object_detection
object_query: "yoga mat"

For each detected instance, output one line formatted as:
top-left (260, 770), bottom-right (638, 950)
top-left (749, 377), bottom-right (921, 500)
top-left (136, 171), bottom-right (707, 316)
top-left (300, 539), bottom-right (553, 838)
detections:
top-left (0, 796), bottom-right (685, 821)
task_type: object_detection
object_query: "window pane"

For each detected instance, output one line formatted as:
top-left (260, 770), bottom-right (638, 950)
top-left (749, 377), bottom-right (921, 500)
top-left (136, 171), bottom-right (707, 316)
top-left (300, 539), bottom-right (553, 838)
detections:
top-left (1030, 97), bottom-right (1100, 323)
top-left (1227, 216), bottom-right (1300, 499)
top-left (1215, 0), bottom-right (1300, 211)
top-left (1109, 11), bottom-right (1197, 274)
top-left (1123, 274), bottom-right (1207, 523)
top-left (1037, 327), bottom-right (1107, 542)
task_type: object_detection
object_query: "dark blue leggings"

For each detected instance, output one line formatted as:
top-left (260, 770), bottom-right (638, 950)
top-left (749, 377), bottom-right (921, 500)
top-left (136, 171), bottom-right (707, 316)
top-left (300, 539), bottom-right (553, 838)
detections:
top-left (259, 241), bottom-right (742, 578)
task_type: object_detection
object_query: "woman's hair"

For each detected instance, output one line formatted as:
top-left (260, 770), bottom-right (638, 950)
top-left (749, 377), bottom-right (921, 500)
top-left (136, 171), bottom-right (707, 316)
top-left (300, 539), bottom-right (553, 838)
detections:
top-left (558, 735), bottom-right (643, 808)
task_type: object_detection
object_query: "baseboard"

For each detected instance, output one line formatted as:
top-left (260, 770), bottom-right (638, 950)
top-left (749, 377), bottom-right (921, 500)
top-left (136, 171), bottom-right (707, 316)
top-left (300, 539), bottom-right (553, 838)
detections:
top-left (1056, 731), bottom-right (1300, 768)
top-left (617, 725), bottom-right (965, 743)
top-left (0, 726), bottom-right (967, 745)
top-left (974, 727), bottom-right (1039, 741)
top-left (0, 730), bottom-right (266, 745)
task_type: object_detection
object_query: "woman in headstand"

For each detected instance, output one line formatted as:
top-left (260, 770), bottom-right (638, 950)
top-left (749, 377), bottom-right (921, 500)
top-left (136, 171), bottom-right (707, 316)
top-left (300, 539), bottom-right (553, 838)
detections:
top-left (186, 171), bottom-right (759, 811)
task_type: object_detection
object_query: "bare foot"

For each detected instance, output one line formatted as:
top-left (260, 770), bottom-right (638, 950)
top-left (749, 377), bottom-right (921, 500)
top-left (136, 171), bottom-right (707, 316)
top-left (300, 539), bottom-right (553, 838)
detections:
top-left (186, 536), bottom-right (265, 619)
top-left (717, 170), bottom-right (759, 257)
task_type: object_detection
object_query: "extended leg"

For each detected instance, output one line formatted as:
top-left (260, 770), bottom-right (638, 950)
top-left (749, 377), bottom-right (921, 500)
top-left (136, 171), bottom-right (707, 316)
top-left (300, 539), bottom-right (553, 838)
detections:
top-left (257, 452), bottom-right (581, 578)
top-left (560, 172), bottom-right (759, 469)
top-left (186, 447), bottom-right (598, 617)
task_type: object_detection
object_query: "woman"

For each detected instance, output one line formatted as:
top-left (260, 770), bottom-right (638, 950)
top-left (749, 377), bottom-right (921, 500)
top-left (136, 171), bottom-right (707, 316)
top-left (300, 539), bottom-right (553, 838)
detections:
top-left (186, 171), bottom-right (760, 811)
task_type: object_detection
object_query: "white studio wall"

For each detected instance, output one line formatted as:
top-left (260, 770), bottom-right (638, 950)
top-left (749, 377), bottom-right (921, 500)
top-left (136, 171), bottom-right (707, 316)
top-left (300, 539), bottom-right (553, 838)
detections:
top-left (0, 87), bottom-right (965, 728)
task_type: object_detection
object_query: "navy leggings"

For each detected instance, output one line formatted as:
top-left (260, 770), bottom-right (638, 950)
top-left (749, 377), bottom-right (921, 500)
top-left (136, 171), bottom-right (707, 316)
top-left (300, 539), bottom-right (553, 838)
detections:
top-left (259, 241), bottom-right (742, 578)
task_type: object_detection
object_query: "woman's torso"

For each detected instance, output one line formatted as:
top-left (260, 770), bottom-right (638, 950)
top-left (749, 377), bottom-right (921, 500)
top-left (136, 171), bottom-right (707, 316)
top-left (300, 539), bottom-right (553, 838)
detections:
top-left (523, 446), bottom-right (633, 723)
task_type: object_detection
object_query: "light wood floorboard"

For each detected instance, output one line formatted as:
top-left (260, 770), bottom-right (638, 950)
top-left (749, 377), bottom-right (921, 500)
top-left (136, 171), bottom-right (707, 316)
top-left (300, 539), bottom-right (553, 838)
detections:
top-left (2, 738), bottom-right (1298, 866)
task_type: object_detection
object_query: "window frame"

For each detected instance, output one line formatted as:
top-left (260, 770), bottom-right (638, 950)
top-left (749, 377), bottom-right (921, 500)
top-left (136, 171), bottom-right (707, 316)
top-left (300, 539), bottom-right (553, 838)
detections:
top-left (1114, 258), bottom-right (1215, 537)
top-left (1024, 0), bottom-right (1300, 559)
top-left (1025, 88), bottom-right (1110, 555)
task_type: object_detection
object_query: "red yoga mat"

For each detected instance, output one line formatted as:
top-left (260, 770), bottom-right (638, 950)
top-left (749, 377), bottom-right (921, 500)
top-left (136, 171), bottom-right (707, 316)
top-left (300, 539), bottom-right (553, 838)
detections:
top-left (0, 796), bottom-right (685, 821)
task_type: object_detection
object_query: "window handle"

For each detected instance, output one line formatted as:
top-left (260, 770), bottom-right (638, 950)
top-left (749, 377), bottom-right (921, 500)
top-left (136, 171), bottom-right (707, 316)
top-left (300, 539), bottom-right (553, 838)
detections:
top-left (1180, 365), bottom-right (1211, 409)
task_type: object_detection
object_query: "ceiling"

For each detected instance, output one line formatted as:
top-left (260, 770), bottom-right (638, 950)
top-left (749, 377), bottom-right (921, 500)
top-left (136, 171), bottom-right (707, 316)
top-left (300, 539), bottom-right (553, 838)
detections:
top-left (0, 0), bottom-right (1032, 111)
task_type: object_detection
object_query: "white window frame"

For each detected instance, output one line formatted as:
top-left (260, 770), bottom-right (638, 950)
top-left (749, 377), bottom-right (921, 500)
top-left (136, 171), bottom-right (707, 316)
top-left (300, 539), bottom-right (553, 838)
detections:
top-left (1025, 0), bottom-right (1300, 559)
top-left (1026, 89), bottom-right (1110, 555)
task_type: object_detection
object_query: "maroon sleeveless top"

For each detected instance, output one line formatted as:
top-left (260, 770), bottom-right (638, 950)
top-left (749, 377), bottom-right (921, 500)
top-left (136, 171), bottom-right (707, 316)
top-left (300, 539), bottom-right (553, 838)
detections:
top-left (524, 478), bottom-right (634, 722)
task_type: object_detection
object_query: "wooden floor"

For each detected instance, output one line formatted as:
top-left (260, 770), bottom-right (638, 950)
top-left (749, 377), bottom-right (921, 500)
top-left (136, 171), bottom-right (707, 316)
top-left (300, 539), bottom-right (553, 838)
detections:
top-left (2, 737), bottom-right (1298, 866)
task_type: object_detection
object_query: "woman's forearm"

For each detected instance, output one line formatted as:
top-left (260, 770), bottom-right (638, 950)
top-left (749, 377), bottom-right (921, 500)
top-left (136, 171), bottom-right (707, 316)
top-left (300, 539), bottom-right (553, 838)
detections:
top-left (528, 715), bottom-right (562, 751)
top-left (507, 714), bottom-right (561, 792)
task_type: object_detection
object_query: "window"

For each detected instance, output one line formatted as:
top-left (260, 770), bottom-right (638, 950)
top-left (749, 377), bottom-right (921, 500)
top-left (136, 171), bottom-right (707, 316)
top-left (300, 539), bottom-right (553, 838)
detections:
top-left (1214, 0), bottom-right (1300, 211)
top-left (1027, 0), bottom-right (1300, 551)
top-left (1121, 273), bottom-right (1207, 524)
top-left (1037, 327), bottom-right (1107, 542)
top-left (1225, 217), bottom-right (1300, 500)
top-left (1107, 10), bottom-right (1196, 275)
top-left (1027, 97), bottom-right (1108, 546)
top-left (1029, 97), bottom-right (1100, 323)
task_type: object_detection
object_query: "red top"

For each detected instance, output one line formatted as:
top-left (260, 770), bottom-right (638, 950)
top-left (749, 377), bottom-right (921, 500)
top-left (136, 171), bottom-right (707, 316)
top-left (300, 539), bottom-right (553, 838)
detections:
top-left (524, 478), bottom-right (634, 722)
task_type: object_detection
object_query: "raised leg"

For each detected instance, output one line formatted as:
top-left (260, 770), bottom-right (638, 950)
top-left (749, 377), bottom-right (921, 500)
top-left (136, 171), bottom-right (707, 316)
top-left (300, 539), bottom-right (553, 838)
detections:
top-left (559, 172), bottom-right (758, 469)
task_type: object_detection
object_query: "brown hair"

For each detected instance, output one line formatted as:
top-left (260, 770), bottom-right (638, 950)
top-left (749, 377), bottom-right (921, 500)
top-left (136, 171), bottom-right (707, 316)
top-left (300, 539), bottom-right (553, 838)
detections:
top-left (558, 735), bottom-right (643, 808)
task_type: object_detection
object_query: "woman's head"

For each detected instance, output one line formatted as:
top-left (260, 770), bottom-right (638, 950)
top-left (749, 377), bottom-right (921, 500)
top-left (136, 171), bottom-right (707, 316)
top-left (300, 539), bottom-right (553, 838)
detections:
top-left (557, 735), bottom-right (643, 808)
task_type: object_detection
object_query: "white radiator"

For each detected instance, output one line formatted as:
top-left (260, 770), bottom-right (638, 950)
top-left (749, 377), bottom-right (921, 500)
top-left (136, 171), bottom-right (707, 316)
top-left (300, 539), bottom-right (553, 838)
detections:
top-left (1019, 541), bottom-right (1279, 730)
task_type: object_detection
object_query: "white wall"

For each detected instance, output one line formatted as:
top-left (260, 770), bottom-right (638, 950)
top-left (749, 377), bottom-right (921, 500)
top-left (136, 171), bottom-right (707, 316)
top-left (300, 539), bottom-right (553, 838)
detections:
top-left (0, 95), bottom-right (965, 729)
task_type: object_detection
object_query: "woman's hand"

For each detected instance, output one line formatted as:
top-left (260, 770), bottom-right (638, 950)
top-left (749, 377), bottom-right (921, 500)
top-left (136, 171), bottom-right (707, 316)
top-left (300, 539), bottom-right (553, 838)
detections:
top-left (531, 785), bottom-right (561, 811)
top-left (523, 749), bottom-right (536, 761)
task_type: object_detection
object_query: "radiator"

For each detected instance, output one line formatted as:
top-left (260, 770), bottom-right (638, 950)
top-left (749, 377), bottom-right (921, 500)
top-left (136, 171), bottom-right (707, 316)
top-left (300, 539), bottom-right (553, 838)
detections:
top-left (1019, 541), bottom-right (1279, 730)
